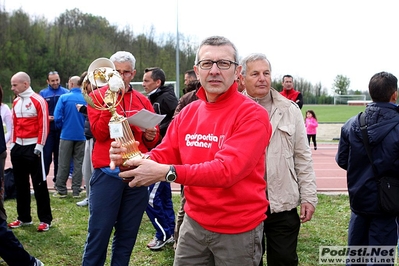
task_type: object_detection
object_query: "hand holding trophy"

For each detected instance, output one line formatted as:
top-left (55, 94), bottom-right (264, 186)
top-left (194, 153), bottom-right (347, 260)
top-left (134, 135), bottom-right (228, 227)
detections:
top-left (82, 58), bottom-right (144, 182)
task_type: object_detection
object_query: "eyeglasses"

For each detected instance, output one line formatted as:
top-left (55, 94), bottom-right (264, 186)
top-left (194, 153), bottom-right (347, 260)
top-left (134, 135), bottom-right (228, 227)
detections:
top-left (48, 71), bottom-right (58, 75)
top-left (117, 70), bottom-right (132, 77)
top-left (197, 60), bottom-right (238, 70)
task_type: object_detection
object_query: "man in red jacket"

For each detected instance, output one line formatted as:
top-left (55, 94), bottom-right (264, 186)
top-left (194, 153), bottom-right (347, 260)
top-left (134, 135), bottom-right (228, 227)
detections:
top-left (280, 74), bottom-right (303, 109)
top-left (82, 51), bottom-right (161, 266)
top-left (110, 36), bottom-right (272, 265)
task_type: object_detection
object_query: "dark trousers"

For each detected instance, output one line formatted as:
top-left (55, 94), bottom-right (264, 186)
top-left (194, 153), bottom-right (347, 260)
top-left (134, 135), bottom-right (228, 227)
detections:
top-left (259, 208), bottom-right (300, 266)
top-left (307, 134), bottom-right (317, 148)
top-left (146, 181), bottom-right (175, 241)
top-left (43, 129), bottom-right (61, 180)
top-left (0, 150), bottom-right (6, 201)
top-left (347, 211), bottom-right (398, 266)
top-left (82, 169), bottom-right (148, 265)
top-left (0, 218), bottom-right (36, 266)
top-left (11, 144), bottom-right (52, 224)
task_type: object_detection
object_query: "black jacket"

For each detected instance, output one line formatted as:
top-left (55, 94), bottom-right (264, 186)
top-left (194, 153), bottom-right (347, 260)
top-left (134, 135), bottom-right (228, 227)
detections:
top-left (78, 105), bottom-right (93, 140)
top-left (0, 114), bottom-right (7, 220)
top-left (148, 84), bottom-right (178, 137)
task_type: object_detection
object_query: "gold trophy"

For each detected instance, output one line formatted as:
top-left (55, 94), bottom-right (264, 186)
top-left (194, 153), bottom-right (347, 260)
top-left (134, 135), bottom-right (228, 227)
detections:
top-left (82, 58), bottom-right (143, 181)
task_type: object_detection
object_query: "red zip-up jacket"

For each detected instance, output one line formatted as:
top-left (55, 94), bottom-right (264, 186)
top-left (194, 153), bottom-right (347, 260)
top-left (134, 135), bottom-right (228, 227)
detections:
top-left (12, 87), bottom-right (49, 149)
top-left (150, 83), bottom-right (272, 234)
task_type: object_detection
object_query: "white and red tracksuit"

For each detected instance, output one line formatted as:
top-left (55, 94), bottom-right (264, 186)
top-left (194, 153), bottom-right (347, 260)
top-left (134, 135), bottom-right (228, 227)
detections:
top-left (11, 87), bottom-right (52, 225)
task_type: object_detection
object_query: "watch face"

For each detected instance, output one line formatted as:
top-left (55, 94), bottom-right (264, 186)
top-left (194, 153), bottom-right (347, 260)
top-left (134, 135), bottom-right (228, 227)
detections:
top-left (167, 172), bottom-right (176, 182)
top-left (166, 166), bottom-right (177, 182)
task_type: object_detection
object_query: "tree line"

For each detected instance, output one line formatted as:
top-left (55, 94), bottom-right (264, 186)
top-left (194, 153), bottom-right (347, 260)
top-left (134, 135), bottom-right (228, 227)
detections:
top-left (0, 7), bottom-right (197, 103)
top-left (0, 6), bottom-right (366, 105)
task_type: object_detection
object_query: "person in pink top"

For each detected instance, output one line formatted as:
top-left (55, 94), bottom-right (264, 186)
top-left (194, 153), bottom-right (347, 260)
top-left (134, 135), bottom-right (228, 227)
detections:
top-left (110, 35), bottom-right (272, 266)
top-left (305, 110), bottom-right (318, 150)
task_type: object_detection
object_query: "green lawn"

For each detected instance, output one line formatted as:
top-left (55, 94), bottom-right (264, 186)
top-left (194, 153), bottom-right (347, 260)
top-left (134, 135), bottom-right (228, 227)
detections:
top-left (301, 105), bottom-right (366, 123)
top-left (2, 193), bottom-right (355, 266)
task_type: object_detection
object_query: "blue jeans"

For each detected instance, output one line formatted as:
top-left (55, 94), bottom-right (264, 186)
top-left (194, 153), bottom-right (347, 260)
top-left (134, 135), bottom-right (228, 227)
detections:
top-left (82, 169), bottom-right (148, 266)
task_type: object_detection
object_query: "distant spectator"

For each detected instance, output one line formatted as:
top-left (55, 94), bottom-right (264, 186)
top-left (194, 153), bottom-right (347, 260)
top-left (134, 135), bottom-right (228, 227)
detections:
top-left (53, 76), bottom-right (86, 198)
top-left (183, 69), bottom-right (197, 94)
top-left (143, 67), bottom-right (178, 137)
top-left (173, 80), bottom-right (200, 118)
top-left (280, 74), bottom-right (303, 109)
top-left (76, 72), bottom-right (95, 207)
top-left (305, 110), bottom-right (318, 150)
top-left (39, 71), bottom-right (69, 182)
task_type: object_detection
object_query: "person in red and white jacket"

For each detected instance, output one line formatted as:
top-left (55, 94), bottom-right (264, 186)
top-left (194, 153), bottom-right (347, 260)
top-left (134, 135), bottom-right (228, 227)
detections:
top-left (8, 71), bottom-right (52, 232)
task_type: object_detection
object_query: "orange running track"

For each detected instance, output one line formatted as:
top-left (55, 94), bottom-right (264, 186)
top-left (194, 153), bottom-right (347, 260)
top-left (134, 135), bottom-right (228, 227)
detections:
top-left (5, 143), bottom-right (347, 193)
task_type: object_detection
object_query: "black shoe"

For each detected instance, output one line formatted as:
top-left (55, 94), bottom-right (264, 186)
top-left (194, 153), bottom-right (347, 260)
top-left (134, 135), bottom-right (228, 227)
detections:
top-left (314, 147), bottom-right (317, 150)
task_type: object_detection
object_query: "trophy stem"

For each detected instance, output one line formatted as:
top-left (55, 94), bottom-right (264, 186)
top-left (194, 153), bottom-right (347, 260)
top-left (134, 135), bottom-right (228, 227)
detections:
top-left (113, 118), bottom-right (142, 162)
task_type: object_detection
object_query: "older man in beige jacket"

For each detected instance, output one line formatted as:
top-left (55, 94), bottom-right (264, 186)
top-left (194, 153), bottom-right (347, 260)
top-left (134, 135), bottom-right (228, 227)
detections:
top-left (241, 53), bottom-right (318, 266)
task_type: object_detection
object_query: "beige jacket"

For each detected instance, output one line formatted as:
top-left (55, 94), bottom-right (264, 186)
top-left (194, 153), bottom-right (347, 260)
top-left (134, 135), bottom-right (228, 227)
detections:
top-left (244, 89), bottom-right (318, 213)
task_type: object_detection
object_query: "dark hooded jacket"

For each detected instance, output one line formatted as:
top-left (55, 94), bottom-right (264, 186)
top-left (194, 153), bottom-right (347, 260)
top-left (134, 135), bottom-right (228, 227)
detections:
top-left (148, 84), bottom-right (178, 137)
top-left (336, 102), bottom-right (399, 215)
top-left (0, 114), bottom-right (7, 220)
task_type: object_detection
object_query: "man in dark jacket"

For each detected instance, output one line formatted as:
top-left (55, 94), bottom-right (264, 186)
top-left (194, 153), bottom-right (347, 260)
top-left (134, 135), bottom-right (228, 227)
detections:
top-left (0, 113), bottom-right (44, 265)
top-left (39, 71), bottom-right (69, 182)
top-left (143, 67), bottom-right (178, 137)
top-left (142, 67), bottom-right (178, 250)
top-left (336, 72), bottom-right (399, 259)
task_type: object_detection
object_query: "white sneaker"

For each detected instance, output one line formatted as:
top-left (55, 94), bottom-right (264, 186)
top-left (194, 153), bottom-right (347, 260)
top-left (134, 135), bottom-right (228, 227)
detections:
top-left (35, 258), bottom-right (44, 265)
top-left (76, 198), bottom-right (89, 207)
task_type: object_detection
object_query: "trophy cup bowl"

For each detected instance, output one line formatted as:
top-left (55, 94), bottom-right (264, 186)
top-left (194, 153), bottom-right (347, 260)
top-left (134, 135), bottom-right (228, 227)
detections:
top-left (83, 58), bottom-right (144, 182)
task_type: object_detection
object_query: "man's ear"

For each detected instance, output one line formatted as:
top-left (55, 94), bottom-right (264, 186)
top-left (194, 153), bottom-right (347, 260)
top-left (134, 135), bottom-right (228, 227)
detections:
top-left (390, 90), bottom-right (398, 103)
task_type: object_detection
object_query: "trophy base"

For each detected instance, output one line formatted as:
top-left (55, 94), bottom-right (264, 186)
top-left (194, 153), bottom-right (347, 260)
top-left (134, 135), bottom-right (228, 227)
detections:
top-left (119, 164), bottom-right (136, 183)
top-left (118, 152), bottom-right (145, 182)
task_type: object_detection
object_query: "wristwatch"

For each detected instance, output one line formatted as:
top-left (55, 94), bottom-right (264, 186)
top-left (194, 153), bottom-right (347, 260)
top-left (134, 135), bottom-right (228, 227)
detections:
top-left (165, 166), bottom-right (177, 183)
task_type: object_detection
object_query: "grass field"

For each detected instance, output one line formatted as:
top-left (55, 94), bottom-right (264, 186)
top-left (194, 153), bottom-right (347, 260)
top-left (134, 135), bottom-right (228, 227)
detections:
top-left (301, 105), bottom-right (366, 123)
top-left (2, 194), bottom-right (354, 266)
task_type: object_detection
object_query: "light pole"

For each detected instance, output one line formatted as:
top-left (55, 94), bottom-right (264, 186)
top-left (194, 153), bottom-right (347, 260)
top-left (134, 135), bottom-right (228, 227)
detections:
top-left (175, 0), bottom-right (180, 98)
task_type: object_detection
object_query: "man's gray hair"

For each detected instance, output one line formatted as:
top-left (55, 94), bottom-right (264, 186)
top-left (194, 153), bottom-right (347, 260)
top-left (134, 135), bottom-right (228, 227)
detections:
top-left (110, 51), bottom-right (136, 69)
top-left (240, 53), bottom-right (272, 76)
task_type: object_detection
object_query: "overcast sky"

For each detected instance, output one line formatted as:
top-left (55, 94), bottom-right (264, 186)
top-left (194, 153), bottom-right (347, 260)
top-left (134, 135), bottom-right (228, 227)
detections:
top-left (3, 0), bottom-right (398, 92)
